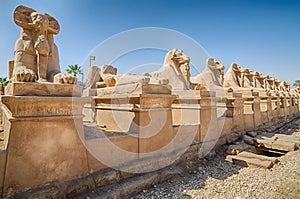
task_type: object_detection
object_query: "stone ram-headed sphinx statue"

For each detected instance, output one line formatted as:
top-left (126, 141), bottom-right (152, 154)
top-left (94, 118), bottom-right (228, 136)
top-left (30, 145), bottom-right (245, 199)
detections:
top-left (191, 58), bottom-right (225, 90)
top-left (149, 48), bottom-right (191, 90)
top-left (223, 63), bottom-right (243, 89)
top-left (12, 5), bottom-right (75, 84)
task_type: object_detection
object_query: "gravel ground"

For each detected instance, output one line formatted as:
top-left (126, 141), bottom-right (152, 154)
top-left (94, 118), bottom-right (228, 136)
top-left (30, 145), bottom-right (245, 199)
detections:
top-left (129, 120), bottom-right (300, 199)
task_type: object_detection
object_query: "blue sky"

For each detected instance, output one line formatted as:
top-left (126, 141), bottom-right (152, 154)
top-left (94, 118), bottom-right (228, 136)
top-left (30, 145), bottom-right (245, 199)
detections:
top-left (1, 0), bottom-right (299, 84)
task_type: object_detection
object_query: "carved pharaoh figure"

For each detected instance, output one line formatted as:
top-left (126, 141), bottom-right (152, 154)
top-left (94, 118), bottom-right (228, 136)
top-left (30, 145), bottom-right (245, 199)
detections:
top-left (12, 5), bottom-right (76, 84)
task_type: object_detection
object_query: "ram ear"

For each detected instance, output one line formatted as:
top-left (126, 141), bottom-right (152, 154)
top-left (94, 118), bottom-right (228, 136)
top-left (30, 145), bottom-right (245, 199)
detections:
top-left (46, 13), bottom-right (60, 34)
top-left (13, 5), bottom-right (36, 29)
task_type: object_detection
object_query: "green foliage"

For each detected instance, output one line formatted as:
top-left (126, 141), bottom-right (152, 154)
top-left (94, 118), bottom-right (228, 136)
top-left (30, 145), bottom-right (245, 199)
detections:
top-left (66, 64), bottom-right (83, 77)
top-left (0, 77), bottom-right (9, 86)
top-left (293, 80), bottom-right (300, 87)
top-left (0, 76), bottom-right (9, 95)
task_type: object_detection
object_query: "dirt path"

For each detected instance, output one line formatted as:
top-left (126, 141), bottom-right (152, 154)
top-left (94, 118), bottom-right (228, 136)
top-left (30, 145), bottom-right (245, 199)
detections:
top-left (130, 120), bottom-right (300, 199)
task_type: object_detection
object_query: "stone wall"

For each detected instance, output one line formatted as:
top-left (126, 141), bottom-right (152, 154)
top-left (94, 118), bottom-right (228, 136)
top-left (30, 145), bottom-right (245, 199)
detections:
top-left (0, 83), bottom-right (299, 197)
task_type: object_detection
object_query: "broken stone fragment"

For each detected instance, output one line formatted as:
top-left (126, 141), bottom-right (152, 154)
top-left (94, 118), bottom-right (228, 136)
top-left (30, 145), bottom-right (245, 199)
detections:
top-left (232, 154), bottom-right (274, 169)
top-left (226, 141), bottom-right (256, 155)
top-left (226, 132), bottom-right (240, 144)
top-left (205, 150), bottom-right (216, 160)
top-left (243, 135), bottom-right (255, 145)
top-left (246, 131), bottom-right (258, 137)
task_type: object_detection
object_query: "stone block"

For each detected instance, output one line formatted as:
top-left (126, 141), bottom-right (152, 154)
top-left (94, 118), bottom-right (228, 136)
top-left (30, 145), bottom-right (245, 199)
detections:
top-left (1, 96), bottom-right (89, 196)
top-left (173, 125), bottom-right (198, 149)
top-left (226, 132), bottom-right (240, 144)
top-left (5, 82), bottom-right (82, 97)
top-left (247, 131), bottom-right (257, 137)
top-left (272, 139), bottom-right (295, 152)
top-left (1, 96), bottom-right (88, 118)
top-left (0, 150), bottom-right (7, 193)
top-left (141, 84), bottom-right (171, 95)
top-left (138, 108), bottom-right (175, 156)
top-left (244, 114), bottom-right (255, 129)
top-left (86, 151), bottom-right (108, 173)
top-left (85, 133), bottom-right (139, 170)
top-left (238, 151), bottom-right (279, 163)
top-left (91, 169), bottom-right (119, 188)
top-left (172, 104), bottom-right (200, 126)
top-left (3, 118), bottom-right (89, 195)
top-left (96, 108), bottom-right (136, 132)
top-left (243, 135), bottom-right (255, 145)
top-left (232, 155), bottom-right (274, 169)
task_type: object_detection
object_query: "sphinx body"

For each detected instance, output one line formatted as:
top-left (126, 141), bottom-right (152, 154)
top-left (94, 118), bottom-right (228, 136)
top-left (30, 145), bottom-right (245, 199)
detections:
top-left (148, 48), bottom-right (191, 90)
top-left (92, 49), bottom-right (192, 95)
top-left (191, 58), bottom-right (225, 91)
top-left (223, 63), bottom-right (243, 89)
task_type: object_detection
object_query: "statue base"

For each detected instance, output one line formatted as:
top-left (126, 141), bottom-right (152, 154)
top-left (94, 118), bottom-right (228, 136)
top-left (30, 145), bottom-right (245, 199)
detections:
top-left (0, 96), bottom-right (89, 196)
top-left (5, 82), bottom-right (82, 97)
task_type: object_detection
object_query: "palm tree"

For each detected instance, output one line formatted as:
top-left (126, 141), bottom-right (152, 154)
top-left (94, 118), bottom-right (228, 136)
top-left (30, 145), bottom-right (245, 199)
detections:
top-left (293, 80), bottom-right (300, 87)
top-left (66, 64), bottom-right (83, 77)
top-left (0, 77), bottom-right (9, 95)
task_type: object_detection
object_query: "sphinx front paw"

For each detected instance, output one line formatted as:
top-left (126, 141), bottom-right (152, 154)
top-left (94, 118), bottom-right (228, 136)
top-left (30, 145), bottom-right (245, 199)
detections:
top-left (53, 73), bottom-right (77, 84)
top-left (14, 68), bottom-right (37, 82)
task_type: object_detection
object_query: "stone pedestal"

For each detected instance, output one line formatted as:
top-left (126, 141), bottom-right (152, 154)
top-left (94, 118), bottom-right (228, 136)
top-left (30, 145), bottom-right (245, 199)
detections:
top-left (94, 85), bottom-right (176, 159)
top-left (284, 97), bottom-right (290, 117)
top-left (270, 98), bottom-right (277, 119)
top-left (253, 97), bottom-right (262, 127)
top-left (291, 97), bottom-right (298, 115)
top-left (5, 82), bottom-right (82, 97)
top-left (243, 97), bottom-right (255, 129)
top-left (83, 99), bottom-right (96, 123)
top-left (226, 94), bottom-right (245, 132)
top-left (266, 97), bottom-right (273, 122)
top-left (138, 93), bottom-right (175, 157)
top-left (274, 97), bottom-right (282, 118)
top-left (288, 97), bottom-right (295, 115)
top-left (280, 97), bottom-right (286, 118)
top-left (0, 96), bottom-right (89, 196)
top-left (260, 97), bottom-right (269, 124)
top-left (198, 91), bottom-right (218, 142)
top-left (172, 90), bottom-right (201, 126)
top-left (298, 98), bottom-right (300, 114)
